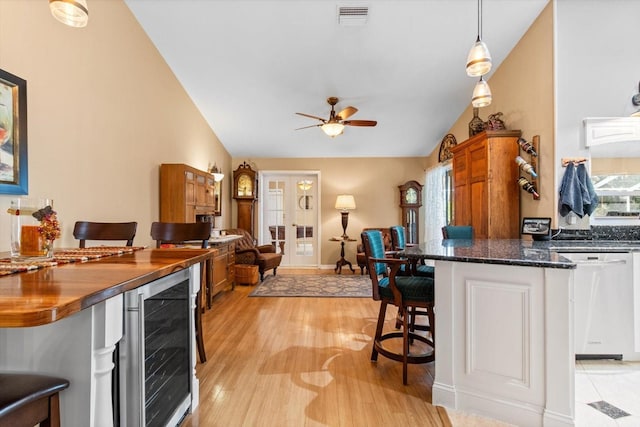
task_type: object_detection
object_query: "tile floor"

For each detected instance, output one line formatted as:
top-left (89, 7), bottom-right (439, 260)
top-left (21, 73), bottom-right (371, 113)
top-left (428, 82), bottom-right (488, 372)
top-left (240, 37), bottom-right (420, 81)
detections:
top-left (575, 360), bottom-right (640, 426)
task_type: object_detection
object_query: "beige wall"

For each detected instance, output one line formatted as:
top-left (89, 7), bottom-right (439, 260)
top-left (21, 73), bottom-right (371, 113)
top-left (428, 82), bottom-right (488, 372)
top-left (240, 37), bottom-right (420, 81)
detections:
top-left (235, 157), bottom-right (426, 265)
top-left (0, 0), bottom-right (232, 249)
top-left (426, 2), bottom-right (555, 228)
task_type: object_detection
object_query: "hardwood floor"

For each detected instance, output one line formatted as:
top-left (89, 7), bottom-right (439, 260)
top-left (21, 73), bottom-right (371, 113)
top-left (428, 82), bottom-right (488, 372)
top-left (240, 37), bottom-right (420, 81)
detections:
top-left (182, 268), bottom-right (451, 426)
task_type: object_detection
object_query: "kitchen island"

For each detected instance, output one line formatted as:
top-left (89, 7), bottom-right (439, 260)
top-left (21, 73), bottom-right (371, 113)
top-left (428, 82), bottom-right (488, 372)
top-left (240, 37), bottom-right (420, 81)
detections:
top-left (402, 239), bottom-right (578, 427)
top-left (0, 248), bottom-right (214, 427)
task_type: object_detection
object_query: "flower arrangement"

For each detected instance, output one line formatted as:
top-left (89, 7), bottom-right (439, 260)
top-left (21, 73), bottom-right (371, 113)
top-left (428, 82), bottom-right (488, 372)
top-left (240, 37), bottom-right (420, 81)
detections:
top-left (33, 205), bottom-right (61, 243)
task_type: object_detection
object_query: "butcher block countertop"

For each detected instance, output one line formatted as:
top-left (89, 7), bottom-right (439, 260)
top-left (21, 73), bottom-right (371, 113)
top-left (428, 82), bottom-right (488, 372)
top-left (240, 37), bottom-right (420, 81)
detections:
top-left (0, 248), bottom-right (214, 327)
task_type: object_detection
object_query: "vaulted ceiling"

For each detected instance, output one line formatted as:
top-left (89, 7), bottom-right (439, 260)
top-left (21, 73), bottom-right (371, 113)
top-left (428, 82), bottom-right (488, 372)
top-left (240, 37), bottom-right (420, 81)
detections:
top-left (125, 0), bottom-right (549, 158)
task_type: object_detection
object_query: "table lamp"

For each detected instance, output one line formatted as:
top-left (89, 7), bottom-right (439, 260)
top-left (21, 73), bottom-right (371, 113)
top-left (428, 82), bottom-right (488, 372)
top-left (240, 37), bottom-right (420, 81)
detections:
top-left (335, 194), bottom-right (356, 239)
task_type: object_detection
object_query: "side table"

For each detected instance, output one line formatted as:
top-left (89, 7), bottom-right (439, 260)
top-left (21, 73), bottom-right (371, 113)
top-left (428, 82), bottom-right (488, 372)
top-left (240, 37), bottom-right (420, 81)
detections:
top-left (329, 237), bottom-right (356, 274)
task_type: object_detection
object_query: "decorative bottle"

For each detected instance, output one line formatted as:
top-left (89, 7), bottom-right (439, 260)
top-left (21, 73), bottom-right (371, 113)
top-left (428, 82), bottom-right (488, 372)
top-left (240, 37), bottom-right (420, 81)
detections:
top-left (518, 177), bottom-right (539, 199)
top-left (468, 107), bottom-right (485, 137)
top-left (515, 156), bottom-right (538, 177)
top-left (516, 137), bottom-right (538, 157)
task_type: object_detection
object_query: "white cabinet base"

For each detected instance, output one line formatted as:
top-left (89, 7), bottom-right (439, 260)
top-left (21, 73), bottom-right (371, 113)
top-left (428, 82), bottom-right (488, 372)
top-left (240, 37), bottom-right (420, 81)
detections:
top-left (432, 261), bottom-right (575, 427)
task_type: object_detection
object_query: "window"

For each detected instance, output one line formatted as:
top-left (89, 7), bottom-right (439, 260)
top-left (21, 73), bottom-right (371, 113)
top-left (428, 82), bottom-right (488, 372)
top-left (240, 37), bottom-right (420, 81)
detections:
top-left (592, 174), bottom-right (640, 217)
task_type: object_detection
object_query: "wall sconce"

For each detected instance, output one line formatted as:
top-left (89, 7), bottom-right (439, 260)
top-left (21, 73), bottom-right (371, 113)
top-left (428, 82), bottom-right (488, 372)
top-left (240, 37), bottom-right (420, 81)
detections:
top-left (335, 194), bottom-right (356, 239)
top-left (49, 0), bottom-right (89, 28)
top-left (632, 81), bottom-right (640, 117)
top-left (210, 163), bottom-right (224, 182)
top-left (297, 180), bottom-right (313, 191)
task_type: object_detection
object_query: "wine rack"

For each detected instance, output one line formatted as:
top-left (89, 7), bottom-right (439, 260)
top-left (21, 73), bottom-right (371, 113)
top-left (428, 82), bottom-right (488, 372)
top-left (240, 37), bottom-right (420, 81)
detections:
top-left (517, 135), bottom-right (540, 200)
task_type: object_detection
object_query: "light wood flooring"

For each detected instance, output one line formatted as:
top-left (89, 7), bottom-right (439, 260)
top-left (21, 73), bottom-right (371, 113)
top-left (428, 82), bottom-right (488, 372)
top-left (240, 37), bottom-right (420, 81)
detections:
top-left (182, 268), bottom-right (451, 427)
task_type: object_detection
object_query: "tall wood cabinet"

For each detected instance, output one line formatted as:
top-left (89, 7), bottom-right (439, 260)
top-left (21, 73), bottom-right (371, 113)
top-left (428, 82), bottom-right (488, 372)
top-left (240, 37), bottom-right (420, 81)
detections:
top-left (160, 163), bottom-right (218, 222)
top-left (451, 130), bottom-right (522, 239)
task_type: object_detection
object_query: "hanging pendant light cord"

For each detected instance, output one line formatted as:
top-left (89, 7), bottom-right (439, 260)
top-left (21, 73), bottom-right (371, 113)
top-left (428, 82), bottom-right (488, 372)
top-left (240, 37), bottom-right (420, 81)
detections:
top-left (478, 0), bottom-right (482, 41)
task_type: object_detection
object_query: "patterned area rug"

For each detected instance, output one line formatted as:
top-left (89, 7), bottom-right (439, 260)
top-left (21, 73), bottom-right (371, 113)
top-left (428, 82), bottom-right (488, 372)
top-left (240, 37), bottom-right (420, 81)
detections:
top-left (249, 274), bottom-right (372, 298)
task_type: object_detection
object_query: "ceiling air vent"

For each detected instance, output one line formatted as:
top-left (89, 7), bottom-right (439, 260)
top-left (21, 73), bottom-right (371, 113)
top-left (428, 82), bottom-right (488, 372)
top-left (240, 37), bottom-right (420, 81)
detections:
top-left (337, 5), bottom-right (369, 26)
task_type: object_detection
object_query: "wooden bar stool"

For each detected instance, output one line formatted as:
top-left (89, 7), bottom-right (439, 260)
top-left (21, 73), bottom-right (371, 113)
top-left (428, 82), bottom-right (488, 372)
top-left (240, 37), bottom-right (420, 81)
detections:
top-left (0, 372), bottom-right (69, 427)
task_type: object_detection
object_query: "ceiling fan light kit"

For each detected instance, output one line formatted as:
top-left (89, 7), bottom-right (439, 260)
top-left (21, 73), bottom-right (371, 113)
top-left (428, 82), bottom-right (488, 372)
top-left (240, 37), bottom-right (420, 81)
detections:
top-left (322, 122), bottom-right (345, 137)
top-left (295, 97), bottom-right (377, 137)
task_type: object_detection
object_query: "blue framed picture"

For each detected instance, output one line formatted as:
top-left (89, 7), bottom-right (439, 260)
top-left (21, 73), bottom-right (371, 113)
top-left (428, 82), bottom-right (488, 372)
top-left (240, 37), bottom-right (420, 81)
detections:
top-left (0, 68), bottom-right (28, 195)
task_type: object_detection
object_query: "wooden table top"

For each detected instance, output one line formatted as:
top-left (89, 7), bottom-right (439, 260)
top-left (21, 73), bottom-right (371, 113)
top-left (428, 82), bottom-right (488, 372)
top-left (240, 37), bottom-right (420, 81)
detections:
top-left (0, 248), bottom-right (214, 328)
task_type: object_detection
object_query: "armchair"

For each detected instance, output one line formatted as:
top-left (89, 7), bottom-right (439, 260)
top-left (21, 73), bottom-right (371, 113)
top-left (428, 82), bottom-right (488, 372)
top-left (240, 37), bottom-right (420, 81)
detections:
top-left (226, 228), bottom-right (282, 281)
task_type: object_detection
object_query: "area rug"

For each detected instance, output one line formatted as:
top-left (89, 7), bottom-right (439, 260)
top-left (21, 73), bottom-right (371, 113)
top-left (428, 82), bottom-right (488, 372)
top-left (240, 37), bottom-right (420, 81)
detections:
top-left (248, 274), bottom-right (372, 298)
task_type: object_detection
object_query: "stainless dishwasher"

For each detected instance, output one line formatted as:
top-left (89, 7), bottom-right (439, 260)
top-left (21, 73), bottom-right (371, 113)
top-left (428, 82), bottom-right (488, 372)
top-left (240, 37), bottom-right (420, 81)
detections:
top-left (561, 252), bottom-right (637, 360)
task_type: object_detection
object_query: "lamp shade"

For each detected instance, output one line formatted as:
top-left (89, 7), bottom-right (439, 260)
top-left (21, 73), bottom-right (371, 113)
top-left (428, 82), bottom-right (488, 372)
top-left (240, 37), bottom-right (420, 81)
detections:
top-left (335, 194), bottom-right (356, 211)
top-left (466, 37), bottom-right (492, 77)
top-left (322, 122), bottom-right (345, 137)
top-left (212, 173), bottom-right (224, 182)
top-left (49, 0), bottom-right (89, 28)
top-left (471, 76), bottom-right (492, 108)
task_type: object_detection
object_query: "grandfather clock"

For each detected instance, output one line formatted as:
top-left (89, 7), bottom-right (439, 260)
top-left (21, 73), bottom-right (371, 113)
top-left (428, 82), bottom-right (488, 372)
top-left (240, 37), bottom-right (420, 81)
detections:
top-left (233, 162), bottom-right (257, 236)
top-left (399, 180), bottom-right (423, 244)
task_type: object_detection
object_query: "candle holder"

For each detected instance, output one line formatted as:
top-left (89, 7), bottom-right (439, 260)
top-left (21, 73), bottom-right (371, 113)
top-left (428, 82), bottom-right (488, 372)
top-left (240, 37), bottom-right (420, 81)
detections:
top-left (9, 198), bottom-right (60, 260)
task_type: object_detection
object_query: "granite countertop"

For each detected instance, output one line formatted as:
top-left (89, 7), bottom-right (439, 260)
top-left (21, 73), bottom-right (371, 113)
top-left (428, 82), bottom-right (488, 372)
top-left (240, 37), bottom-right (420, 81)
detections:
top-left (401, 239), bottom-right (640, 270)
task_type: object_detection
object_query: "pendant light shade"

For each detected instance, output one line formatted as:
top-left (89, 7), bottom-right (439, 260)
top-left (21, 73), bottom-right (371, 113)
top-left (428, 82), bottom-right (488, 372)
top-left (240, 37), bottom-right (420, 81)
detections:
top-left (466, 37), bottom-right (492, 77)
top-left (49, 0), bottom-right (89, 28)
top-left (466, 0), bottom-right (492, 77)
top-left (472, 77), bottom-right (492, 108)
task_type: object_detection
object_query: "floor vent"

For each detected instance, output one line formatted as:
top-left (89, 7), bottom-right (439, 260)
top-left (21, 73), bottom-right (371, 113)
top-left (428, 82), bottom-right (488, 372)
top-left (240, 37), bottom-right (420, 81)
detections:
top-left (337, 5), bottom-right (369, 26)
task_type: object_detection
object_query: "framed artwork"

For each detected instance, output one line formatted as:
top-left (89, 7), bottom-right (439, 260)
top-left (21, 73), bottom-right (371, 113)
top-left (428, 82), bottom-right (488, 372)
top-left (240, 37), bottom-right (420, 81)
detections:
top-left (0, 68), bottom-right (28, 195)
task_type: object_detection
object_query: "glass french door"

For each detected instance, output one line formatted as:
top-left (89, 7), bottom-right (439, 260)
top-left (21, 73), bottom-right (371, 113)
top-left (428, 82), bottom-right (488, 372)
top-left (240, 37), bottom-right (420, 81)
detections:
top-left (258, 172), bottom-right (319, 267)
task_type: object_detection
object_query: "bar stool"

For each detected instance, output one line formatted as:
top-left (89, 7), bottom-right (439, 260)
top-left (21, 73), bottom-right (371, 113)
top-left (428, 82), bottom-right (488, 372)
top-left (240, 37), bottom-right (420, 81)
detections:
top-left (0, 372), bottom-right (69, 427)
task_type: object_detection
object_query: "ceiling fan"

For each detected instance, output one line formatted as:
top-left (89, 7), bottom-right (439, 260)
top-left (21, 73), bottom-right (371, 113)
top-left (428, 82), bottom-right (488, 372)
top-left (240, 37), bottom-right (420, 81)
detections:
top-left (295, 97), bottom-right (377, 137)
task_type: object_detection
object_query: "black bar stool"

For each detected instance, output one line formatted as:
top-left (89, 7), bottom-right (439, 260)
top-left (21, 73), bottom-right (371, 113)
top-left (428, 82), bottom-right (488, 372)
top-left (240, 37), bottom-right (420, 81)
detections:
top-left (0, 372), bottom-right (70, 427)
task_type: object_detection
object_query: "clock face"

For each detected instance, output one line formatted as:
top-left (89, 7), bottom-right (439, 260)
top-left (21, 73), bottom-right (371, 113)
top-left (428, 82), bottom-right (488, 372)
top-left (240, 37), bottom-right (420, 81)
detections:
top-left (405, 188), bottom-right (418, 204)
top-left (237, 174), bottom-right (253, 197)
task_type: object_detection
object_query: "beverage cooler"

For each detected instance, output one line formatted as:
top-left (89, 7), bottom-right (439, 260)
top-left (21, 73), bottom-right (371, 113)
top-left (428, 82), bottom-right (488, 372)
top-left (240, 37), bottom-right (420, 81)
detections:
top-left (119, 268), bottom-right (194, 426)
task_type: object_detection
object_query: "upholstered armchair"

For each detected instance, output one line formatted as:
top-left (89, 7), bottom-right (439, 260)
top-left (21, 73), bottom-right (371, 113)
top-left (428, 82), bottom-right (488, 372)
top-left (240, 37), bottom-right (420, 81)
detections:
top-left (226, 228), bottom-right (282, 281)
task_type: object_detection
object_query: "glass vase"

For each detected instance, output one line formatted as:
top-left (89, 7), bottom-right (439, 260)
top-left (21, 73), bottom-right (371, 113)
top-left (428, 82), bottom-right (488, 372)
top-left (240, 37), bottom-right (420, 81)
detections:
top-left (9, 198), bottom-right (55, 260)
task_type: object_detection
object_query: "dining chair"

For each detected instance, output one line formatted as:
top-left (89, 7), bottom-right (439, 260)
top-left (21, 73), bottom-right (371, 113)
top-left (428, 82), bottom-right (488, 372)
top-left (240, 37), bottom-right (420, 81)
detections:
top-left (73, 221), bottom-right (138, 248)
top-left (441, 225), bottom-right (474, 239)
top-left (389, 225), bottom-right (434, 277)
top-left (0, 372), bottom-right (69, 427)
top-left (362, 229), bottom-right (435, 385)
top-left (150, 221), bottom-right (212, 363)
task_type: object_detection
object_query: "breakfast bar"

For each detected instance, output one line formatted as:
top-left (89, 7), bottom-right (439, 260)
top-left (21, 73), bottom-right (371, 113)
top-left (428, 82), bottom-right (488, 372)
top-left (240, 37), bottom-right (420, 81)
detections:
top-left (402, 239), bottom-right (578, 427)
top-left (0, 248), bottom-right (214, 426)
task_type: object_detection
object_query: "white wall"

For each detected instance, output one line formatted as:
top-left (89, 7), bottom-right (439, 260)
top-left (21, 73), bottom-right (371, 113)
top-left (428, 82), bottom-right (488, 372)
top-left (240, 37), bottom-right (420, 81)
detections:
top-left (555, 0), bottom-right (640, 227)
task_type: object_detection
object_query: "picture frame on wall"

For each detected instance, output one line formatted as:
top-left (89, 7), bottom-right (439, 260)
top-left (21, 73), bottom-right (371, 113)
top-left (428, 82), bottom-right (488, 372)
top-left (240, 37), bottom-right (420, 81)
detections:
top-left (0, 68), bottom-right (28, 195)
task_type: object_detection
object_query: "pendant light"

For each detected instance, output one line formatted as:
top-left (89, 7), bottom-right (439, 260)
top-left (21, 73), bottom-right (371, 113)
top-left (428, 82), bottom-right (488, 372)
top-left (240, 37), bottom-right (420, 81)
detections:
top-left (49, 0), bottom-right (89, 28)
top-left (472, 76), bottom-right (492, 108)
top-left (466, 0), bottom-right (492, 77)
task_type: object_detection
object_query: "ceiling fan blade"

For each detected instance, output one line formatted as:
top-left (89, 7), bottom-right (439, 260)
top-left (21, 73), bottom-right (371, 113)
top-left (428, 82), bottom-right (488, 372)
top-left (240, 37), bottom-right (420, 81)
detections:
top-left (296, 112), bottom-right (326, 122)
top-left (295, 124), bottom-right (322, 130)
top-left (337, 106), bottom-right (358, 120)
top-left (343, 120), bottom-right (377, 127)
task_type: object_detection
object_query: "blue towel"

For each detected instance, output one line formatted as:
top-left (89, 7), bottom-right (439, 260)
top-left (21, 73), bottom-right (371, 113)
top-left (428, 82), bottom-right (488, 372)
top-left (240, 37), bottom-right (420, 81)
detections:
top-left (558, 163), bottom-right (598, 217)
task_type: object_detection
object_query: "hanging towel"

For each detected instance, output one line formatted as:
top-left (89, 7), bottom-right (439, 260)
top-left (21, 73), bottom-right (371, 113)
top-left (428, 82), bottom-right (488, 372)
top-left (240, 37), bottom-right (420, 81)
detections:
top-left (558, 162), bottom-right (599, 217)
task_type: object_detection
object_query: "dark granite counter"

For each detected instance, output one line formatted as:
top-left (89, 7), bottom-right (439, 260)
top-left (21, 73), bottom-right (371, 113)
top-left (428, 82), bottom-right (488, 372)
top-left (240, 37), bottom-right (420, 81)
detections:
top-left (400, 239), bottom-right (640, 269)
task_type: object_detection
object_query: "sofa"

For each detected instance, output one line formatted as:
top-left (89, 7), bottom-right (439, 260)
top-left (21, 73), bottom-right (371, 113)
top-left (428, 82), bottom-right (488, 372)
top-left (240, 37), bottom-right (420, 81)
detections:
top-left (356, 227), bottom-right (394, 275)
top-left (226, 228), bottom-right (282, 281)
